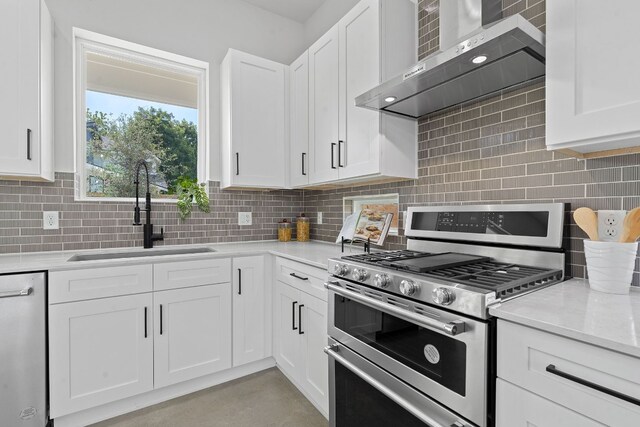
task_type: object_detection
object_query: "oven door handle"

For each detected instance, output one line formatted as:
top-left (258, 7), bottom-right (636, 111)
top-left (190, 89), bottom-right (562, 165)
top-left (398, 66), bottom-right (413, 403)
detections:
top-left (325, 281), bottom-right (466, 336)
top-left (325, 344), bottom-right (471, 427)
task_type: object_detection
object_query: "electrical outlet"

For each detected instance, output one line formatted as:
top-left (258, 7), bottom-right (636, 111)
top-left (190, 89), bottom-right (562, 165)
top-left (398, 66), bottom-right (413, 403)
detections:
top-left (317, 212), bottom-right (323, 225)
top-left (43, 211), bottom-right (59, 230)
top-left (597, 210), bottom-right (626, 242)
top-left (238, 212), bottom-right (252, 226)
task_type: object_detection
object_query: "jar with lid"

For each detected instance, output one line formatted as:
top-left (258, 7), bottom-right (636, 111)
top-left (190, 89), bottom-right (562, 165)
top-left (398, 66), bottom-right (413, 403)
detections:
top-left (296, 213), bottom-right (310, 242)
top-left (277, 219), bottom-right (292, 242)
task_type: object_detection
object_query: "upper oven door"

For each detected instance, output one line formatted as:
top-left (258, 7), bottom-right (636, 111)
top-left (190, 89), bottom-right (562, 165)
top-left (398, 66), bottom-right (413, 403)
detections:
top-left (327, 279), bottom-right (489, 427)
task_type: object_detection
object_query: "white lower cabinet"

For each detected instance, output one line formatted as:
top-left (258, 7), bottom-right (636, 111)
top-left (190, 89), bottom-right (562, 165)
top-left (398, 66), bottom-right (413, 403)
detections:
top-left (154, 284), bottom-right (232, 388)
top-left (49, 293), bottom-right (154, 417)
top-left (496, 320), bottom-right (640, 426)
top-left (274, 280), bottom-right (328, 416)
top-left (496, 379), bottom-right (604, 427)
top-left (298, 290), bottom-right (328, 411)
top-left (233, 256), bottom-right (266, 366)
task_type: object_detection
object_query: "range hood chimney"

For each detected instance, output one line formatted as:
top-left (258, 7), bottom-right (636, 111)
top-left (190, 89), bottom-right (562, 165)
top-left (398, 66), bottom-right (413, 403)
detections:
top-left (355, 0), bottom-right (545, 119)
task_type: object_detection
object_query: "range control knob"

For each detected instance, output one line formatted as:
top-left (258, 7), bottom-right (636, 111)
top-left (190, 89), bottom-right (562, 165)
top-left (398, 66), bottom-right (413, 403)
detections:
top-left (373, 273), bottom-right (391, 289)
top-left (333, 263), bottom-right (348, 276)
top-left (432, 288), bottom-right (456, 306)
top-left (399, 280), bottom-right (419, 296)
top-left (352, 268), bottom-right (369, 282)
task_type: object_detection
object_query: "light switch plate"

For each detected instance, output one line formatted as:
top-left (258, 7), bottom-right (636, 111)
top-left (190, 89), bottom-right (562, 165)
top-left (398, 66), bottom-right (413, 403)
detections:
top-left (597, 210), bottom-right (626, 241)
top-left (238, 212), bottom-right (252, 226)
top-left (317, 212), bottom-right (323, 224)
top-left (43, 211), bottom-right (59, 230)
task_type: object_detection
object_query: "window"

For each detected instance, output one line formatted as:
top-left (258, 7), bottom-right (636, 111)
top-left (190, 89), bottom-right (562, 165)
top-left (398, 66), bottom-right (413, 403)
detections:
top-left (74, 29), bottom-right (209, 200)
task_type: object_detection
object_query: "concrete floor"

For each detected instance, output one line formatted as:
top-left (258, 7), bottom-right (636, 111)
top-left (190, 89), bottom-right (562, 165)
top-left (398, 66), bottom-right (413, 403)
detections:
top-left (91, 368), bottom-right (328, 427)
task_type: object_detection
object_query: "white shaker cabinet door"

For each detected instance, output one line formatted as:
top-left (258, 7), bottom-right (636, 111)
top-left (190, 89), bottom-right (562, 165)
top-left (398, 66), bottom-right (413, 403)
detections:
top-left (309, 25), bottom-right (340, 184)
top-left (496, 379), bottom-right (605, 427)
top-left (232, 256), bottom-right (266, 366)
top-left (547, 1), bottom-right (640, 154)
top-left (49, 293), bottom-right (154, 418)
top-left (338, 0), bottom-right (381, 179)
top-left (0, 0), bottom-right (53, 181)
top-left (299, 293), bottom-right (329, 415)
top-left (290, 50), bottom-right (310, 188)
top-left (153, 284), bottom-right (232, 388)
top-left (274, 281), bottom-right (302, 378)
top-left (221, 49), bottom-right (286, 189)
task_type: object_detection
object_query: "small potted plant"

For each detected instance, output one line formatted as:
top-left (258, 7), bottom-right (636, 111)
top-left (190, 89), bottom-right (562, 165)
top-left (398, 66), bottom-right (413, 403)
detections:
top-left (176, 176), bottom-right (210, 220)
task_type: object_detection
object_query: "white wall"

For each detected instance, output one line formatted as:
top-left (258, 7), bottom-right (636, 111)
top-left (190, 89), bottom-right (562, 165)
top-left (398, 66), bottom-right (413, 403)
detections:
top-left (46, 0), bottom-right (307, 180)
top-left (303, 0), bottom-right (360, 46)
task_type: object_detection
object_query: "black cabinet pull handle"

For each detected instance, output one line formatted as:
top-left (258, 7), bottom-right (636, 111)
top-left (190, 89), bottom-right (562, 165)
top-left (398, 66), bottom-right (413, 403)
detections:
top-left (298, 304), bottom-right (305, 335)
top-left (238, 268), bottom-right (242, 295)
top-left (546, 364), bottom-right (640, 407)
top-left (331, 143), bottom-right (337, 169)
top-left (338, 140), bottom-right (344, 167)
top-left (144, 307), bottom-right (148, 338)
top-left (160, 304), bottom-right (163, 335)
top-left (27, 129), bottom-right (32, 160)
top-left (236, 152), bottom-right (239, 175)
top-left (302, 152), bottom-right (307, 176)
top-left (292, 301), bottom-right (298, 330)
top-left (290, 272), bottom-right (309, 281)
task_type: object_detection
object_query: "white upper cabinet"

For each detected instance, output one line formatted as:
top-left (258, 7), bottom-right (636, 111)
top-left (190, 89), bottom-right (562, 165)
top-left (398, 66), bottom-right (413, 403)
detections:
top-left (546, 1), bottom-right (640, 157)
top-left (0, 0), bottom-right (53, 181)
top-left (290, 51), bottom-right (310, 188)
top-left (221, 49), bottom-right (287, 189)
top-left (309, 25), bottom-right (341, 184)
top-left (338, 0), bottom-right (381, 179)
top-left (306, 0), bottom-right (417, 185)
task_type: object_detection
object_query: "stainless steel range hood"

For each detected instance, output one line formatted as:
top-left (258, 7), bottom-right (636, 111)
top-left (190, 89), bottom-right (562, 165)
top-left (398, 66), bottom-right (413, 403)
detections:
top-left (355, 0), bottom-right (545, 119)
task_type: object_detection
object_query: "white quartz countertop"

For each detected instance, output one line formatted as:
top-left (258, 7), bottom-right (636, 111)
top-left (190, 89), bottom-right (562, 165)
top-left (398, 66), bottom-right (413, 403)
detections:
top-left (489, 278), bottom-right (640, 358)
top-left (0, 240), bottom-right (366, 274)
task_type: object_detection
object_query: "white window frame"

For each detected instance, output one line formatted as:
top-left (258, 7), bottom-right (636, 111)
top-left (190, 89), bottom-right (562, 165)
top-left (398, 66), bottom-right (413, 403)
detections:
top-left (73, 28), bottom-right (210, 202)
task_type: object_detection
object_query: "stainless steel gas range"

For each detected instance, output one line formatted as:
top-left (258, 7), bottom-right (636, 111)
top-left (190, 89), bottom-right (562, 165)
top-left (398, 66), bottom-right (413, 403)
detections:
top-left (324, 203), bottom-right (566, 427)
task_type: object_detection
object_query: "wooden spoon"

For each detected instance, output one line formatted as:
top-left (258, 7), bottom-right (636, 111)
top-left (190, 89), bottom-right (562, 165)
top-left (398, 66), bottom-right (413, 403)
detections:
top-left (573, 207), bottom-right (599, 241)
top-left (619, 207), bottom-right (640, 243)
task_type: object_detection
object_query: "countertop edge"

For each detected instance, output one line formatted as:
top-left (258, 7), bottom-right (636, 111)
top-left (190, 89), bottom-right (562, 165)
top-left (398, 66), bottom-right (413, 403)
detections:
top-left (0, 241), bottom-right (340, 275)
top-left (489, 280), bottom-right (640, 359)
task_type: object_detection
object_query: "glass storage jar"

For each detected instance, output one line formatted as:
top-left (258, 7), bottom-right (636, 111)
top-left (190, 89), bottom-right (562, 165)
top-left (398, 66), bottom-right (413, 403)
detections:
top-left (277, 219), bottom-right (292, 242)
top-left (296, 213), bottom-right (310, 242)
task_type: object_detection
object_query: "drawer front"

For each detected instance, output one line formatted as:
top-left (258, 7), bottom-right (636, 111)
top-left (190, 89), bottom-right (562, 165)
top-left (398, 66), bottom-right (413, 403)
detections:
top-left (49, 265), bottom-right (153, 303)
top-left (496, 379), bottom-right (605, 427)
top-left (154, 258), bottom-right (231, 291)
top-left (275, 257), bottom-right (327, 301)
top-left (498, 320), bottom-right (640, 425)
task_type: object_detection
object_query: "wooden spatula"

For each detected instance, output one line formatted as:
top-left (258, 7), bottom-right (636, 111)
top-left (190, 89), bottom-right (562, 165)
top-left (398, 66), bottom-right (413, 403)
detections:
top-left (574, 207), bottom-right (599, 241)
top-left (619, 207), bottom-right (640, 243)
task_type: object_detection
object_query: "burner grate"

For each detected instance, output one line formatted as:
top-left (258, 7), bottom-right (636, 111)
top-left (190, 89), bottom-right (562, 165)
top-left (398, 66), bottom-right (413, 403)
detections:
top-left (341, 250), bottom-right (563, 297)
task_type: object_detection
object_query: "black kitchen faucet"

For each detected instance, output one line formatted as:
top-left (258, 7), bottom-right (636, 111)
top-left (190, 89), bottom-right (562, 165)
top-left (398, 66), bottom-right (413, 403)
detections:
top-left (133, 160), bottom-right (164, 248)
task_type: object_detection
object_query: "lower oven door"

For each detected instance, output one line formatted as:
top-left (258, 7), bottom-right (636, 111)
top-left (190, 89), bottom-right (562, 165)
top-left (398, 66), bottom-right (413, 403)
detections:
top-left (327, 279), bottom-right (489, 427)
top-left (326, 338), bottom-right (474, 427)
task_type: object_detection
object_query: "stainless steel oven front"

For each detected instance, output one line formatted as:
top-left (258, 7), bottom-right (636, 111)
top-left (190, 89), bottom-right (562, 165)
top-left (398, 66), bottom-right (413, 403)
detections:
top-left (326, 279), bottom-right (489, 427)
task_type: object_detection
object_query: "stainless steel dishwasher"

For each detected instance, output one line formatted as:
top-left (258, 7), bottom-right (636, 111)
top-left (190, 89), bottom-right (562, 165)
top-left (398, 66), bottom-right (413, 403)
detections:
top-left (0, 272), bottom-right (48, 427)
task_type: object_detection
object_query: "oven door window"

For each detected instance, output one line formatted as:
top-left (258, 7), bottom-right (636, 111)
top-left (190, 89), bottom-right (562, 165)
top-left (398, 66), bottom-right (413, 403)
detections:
top-left (335, 362), bottom-right (427, 427)
top-left (334, 295), bottom-right (466, 396)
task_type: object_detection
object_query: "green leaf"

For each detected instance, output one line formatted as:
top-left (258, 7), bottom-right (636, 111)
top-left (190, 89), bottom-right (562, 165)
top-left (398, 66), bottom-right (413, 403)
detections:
top-left (176, 176), bottom-right (209, 220)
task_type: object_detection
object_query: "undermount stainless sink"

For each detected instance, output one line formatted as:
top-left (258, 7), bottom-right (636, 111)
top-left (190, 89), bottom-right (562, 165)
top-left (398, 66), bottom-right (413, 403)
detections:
top-left (67, 247), bottom-right (216, 262)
